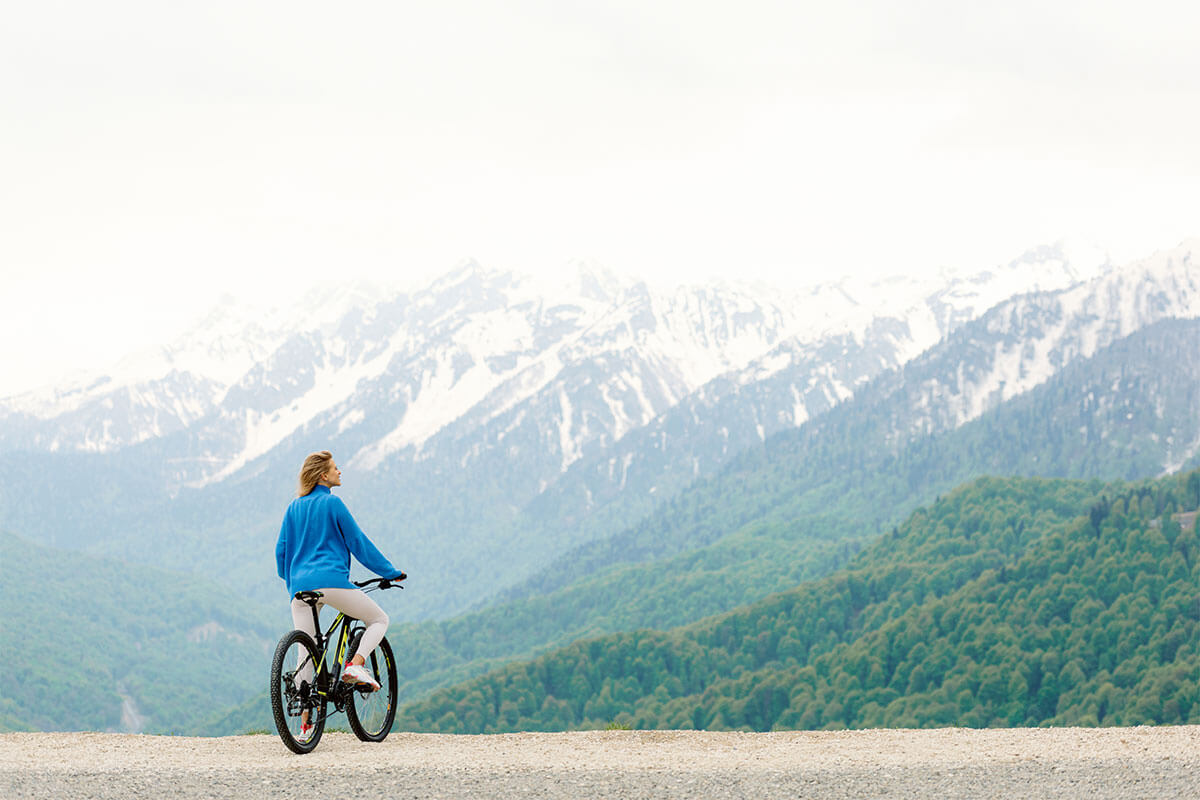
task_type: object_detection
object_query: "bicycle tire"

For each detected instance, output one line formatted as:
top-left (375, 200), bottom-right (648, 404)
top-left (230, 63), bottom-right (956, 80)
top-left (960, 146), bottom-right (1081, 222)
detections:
top-left (344, 631), bottom-right (398, 742)
top-left (270, 629), bottom-right (327, 754)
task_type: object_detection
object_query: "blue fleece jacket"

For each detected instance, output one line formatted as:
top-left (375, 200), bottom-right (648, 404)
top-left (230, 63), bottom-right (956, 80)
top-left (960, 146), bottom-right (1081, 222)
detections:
top-left (275, 485), bottom-right (402, 596)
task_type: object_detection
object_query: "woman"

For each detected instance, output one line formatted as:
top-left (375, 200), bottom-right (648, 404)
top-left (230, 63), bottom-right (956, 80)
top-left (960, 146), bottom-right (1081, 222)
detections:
top-left (275, 450), bottom-right (405, 695)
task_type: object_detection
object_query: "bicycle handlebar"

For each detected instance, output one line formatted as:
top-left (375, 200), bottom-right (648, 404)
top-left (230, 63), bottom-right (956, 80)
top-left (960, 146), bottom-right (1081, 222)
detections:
top-left (354, 573), bottom-right (406, 592)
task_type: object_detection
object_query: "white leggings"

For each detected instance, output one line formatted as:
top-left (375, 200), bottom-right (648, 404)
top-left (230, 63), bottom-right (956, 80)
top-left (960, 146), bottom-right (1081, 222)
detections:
top-left (290, 587), bottom-right (389, 685)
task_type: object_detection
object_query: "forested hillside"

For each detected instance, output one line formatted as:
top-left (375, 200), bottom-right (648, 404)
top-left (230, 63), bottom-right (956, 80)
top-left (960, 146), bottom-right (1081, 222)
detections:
top-left (395, 470), bottom-right (1200, 732)
top-left (0, 531), bottom-right (277, 733)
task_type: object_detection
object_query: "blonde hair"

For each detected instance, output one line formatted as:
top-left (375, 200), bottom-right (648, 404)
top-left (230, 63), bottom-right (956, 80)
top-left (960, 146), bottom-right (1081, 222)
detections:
top-left (298, 451), bottom-right (334, 496)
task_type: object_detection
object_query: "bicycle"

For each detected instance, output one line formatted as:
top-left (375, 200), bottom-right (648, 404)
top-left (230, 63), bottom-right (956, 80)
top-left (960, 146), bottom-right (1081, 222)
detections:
top-left (270, 576), bottom-right (403, 754)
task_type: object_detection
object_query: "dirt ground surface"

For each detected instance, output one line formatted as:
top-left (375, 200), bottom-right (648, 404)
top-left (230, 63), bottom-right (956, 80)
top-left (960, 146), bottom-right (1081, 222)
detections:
top-left (1, 726), bottom-right (1197, 799)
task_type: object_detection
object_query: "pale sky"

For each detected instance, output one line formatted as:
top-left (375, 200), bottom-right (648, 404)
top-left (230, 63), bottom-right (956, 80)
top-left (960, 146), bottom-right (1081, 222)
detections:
top-left (3, 1), bottom-right (1199, 395)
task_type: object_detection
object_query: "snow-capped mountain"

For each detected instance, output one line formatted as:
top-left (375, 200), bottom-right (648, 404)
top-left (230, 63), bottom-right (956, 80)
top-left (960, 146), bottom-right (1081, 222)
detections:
top-left (885, 238), bottom-right (1200, 445)
top-left (500, 242), bottom-right (1122, 536)
top-left (486, 234), bottom-right (1196, 609)
top-left (7, 239), bottom-right (1194, 618)
top-left (0, 244), bottom-right (1108, 477)
top-left (0, 284), bottom-right (383, 453)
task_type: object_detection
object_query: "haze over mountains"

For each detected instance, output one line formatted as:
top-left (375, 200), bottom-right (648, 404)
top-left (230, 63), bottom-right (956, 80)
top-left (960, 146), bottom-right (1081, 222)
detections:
top-left (0, 245), bottom-right (1114, 591)
top-left (1, 243), bottom-right (1112, 472)
top-left (1, 237), bottom-right (1198, 734)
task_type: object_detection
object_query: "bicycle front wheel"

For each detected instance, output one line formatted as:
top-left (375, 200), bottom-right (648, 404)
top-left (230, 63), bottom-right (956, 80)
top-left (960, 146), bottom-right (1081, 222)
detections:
top-left (270, 629), bottom-right (327, 754)
top-left (345, 633), bottom-right (398, 742)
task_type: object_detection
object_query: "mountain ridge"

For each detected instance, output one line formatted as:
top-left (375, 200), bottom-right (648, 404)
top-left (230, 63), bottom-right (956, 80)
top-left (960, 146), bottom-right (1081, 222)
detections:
top-left (0, 240), bottom-right (1191, 623)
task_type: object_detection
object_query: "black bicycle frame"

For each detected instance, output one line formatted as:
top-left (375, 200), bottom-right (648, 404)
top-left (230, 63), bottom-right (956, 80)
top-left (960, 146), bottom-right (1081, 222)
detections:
top-left (302, 602), bottom-right (362, 710)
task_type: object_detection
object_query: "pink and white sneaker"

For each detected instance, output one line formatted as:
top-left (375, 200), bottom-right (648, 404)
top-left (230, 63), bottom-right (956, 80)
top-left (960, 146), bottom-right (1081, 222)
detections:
top-left (342, 662), bottom-right (381, 692)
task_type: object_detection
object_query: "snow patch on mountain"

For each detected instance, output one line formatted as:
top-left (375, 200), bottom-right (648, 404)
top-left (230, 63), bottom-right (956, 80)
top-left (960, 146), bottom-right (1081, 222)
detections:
top-left (199, 338), bottom-right (402, 486)
top-left (364, 357), bottom-right (526, 465)
top-left (1162, 432), bottom-right (1200, 476)
top-left (349, 271), bottom-right (825, 473)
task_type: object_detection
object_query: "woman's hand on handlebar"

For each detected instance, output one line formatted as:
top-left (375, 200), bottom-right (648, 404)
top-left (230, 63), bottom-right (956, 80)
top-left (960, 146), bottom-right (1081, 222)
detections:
top-left (380, 572), bottom-right (406, 589)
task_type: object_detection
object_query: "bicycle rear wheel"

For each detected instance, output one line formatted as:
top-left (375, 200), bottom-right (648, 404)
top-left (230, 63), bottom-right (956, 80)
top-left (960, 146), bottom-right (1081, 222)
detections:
top-left (270, 630), bottom-right (327, 754)
top-left (344, 632), bottom-right (398, 742)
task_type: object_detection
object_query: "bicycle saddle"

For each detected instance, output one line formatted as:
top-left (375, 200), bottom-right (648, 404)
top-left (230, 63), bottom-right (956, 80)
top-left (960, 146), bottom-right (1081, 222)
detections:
top-left (294, 590), bottom-right (324, 606)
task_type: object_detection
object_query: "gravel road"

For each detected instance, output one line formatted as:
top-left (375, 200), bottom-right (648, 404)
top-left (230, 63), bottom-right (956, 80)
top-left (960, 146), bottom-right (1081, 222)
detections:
top-left (2, 727), bottom-right (1197, 799)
